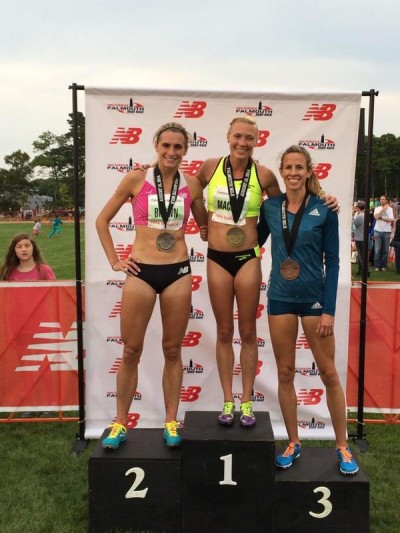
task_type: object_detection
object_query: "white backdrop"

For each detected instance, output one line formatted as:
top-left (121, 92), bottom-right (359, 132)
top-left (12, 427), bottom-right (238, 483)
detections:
top-left (84, 88), bottom-right (361, 439)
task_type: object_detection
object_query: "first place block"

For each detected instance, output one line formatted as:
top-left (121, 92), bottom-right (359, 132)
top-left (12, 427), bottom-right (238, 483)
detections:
top-left (181, 410), bottom-right (275, 533)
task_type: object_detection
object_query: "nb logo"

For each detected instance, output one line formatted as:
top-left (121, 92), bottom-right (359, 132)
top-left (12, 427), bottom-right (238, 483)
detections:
top-left (180, 160), bottom-right (204, 176)
top-left (110, 127), bottom-right (143, 144)
top-left (297, 388), bottom-right (324, 405)
top-left (177, 266), bottom-right (189, 275)
top-left (302, 104), bottom-right (337, 121)
top-left (313, 163), bottom-right (332, 180)
top-left (174, 101), bottom-right (207, 119)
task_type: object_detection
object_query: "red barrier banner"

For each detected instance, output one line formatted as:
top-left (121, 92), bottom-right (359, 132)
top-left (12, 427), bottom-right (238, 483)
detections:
top-left (0, 283), bottom-right (84, 410)
top-left (347, 283), bottom-right (400, 411)
top-left (0, 283), bottom-right (398, 413)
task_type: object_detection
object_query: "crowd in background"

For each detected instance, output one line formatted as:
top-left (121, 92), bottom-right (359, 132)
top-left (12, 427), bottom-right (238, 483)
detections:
top-left (352, 196), bottom-right (400, 274)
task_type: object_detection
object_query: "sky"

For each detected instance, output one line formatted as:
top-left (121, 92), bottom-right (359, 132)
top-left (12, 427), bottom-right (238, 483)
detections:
top-left (1, 0), bottom-right (399, 165)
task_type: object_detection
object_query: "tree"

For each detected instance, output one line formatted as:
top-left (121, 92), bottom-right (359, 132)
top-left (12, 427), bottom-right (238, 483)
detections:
top-left (0, 150), bottom-right (34, 211)
top-left (31, 111), bottom-right (85, 208)
top-left (355, 134), bottom-right (400, 200)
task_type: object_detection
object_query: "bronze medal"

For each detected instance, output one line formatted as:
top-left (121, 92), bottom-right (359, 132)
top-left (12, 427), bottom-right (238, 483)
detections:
top-left (156, 232), bottom-right (176, 252)
top-left (226, 227), bottom-right (245, 247)
top-left (280, 259), bottom-right (300, 280)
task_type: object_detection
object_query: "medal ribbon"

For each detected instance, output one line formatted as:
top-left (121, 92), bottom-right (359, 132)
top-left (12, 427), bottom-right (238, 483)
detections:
top-left (154, 166), bottom-right (180, 228)
top-left (225, 157), bottom-right (253, 223)
top-left (281, 192), bottom-right (309, 257)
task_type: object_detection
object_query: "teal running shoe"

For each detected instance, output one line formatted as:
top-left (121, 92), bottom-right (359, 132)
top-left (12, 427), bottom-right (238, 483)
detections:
top-left (275, 442), bottom-right (301, 469)
top-left (336, 447), bottom-right (359, 475)
top-left (163, 421), bottom-right (182, 447)
top-left (102, 422), bottom-right (127, 450)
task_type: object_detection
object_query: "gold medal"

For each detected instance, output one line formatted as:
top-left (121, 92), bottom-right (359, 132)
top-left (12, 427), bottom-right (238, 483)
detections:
top-left (280, 259), bottom-right (300, 280)
top-left (156, 232), bottom-right (176, 252)
top-left (226, 227), bottom-right (245, 247)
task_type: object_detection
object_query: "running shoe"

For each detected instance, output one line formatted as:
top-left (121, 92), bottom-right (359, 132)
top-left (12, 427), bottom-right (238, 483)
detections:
top-left (239, 401), bottom-right (256, 428)
top-left (336, 446), bottom-right (359, 475)
top-left (275, 442), bottom-right (301, 468)
top-left (163, 421), bottom-right (182, 447)
top-left (102, 422), bottom-right (127, 450)
top-left (217, 401), bottom-right (235, 426)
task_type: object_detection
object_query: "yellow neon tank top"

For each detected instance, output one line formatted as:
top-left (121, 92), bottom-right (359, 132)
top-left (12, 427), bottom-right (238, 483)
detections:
top-left (207, 157), bottom-right (263, 225)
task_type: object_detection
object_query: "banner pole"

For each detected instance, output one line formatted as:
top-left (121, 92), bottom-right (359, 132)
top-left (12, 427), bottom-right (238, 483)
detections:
top-left (69, 82), bottom-right (87, 455)
top-left (352, 89), bottom-right (379, 451)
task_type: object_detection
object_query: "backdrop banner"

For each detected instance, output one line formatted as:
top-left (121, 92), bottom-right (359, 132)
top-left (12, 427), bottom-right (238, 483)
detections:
top-left (84, 88), bottom-right (361, 439)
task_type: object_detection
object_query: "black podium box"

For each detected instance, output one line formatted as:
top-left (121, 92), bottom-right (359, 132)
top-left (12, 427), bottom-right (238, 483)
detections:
top-left (181, 410), bottom-right (275, 533)
top-left (273, 447), bottom-right (369, 532)
top-left (89, 428), bottom-right (181, 533)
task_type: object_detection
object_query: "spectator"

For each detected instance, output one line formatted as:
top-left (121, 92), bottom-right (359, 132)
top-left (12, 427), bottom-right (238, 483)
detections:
top-left (352, 201), bottom-right (369, 276)
top-left (32, 218), bottom-right (42, 239)
top-left (0, 233), bottom-right (56, 282)
top-left (373, 195), bottom-right (394, 271)
top-left (48, 215), bottom-right (63, 238)
top-left (390, 215), bottom-right (400, 274)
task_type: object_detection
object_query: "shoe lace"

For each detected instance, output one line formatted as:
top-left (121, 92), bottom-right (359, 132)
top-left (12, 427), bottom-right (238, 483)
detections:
top-left (338, 447), bottom-right (353, 463)
top-left (165, 421), bottom-right (179, 436)
top-left (223, 402), bottom-right (234, 414)
top-left (240, 401), bottom-right (253, 416)
top-left (282, 443), bottom-right (297, 457)
top-left (108, 422), bottom-right (125, 438)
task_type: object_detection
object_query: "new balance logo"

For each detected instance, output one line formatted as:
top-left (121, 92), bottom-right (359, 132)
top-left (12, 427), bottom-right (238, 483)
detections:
top-left (110, 127), bottom-right (142, 144)
top-left (302, 103), bottom-right (337, 121)
top-left (178, 266), bottom-right (190, 275)
top-left (311, 302), bottom-right (323, 309)
top-left (309, 208), bottom-right (320, 216)
top-left (174, 101), bottom-right (207, 118)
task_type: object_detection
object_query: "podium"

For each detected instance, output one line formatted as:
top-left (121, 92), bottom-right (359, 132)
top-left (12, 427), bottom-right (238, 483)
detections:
top-left (273, 447), bottom-right (369, 532)
top-left (89, 429), bottom-right (181, 533)
top-left (88, 412), bottom-right (369, 532)
top-left (181, 411), bottom-right (275, 533)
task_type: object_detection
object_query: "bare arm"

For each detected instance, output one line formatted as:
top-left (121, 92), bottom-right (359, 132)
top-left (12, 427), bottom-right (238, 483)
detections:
top-left (96, 170), bottom-right (143, 273)
top-left (186, 175), bottom-right (208, 240)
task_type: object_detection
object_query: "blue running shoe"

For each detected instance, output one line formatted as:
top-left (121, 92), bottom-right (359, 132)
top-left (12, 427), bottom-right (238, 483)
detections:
top-left (239, 401), bottom-right (256, 428)
top-left (218, 401), bottom-right (235, 426)
top-left (163, 421), bottom-right (182, 447)
top-left (275, 442), bottom-right (301, 469)
top-left (336, 447), bottom-right (359, 475)
top-left (102, 422), bottom-right (127, 450)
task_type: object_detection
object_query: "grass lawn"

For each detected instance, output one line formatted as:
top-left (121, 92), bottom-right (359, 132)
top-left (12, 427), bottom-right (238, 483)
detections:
top-left (0, 417), bottom-right (399, 532)
top-left (0, 220), bottom-right (85, 280)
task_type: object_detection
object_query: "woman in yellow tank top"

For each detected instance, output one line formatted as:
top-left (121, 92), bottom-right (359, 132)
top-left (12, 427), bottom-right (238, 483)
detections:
top-left (196, 116), bottom-right (281, 427)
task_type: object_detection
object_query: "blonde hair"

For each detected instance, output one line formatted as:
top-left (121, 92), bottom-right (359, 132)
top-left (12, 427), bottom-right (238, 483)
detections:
top-left (153, 122), bottom-right (191, 149)
top-left (227, 116), bottom-right (258, 136)
top-left (279, 145), bottom-right (325, 197)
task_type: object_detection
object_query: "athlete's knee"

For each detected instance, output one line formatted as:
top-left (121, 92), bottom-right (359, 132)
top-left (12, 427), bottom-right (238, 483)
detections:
top-left (277, 365), bottom-right (295, 385)
top-left (162, 340), bottom-right (181, 362)
top-left (319, 366), bottom-right (340, 388)
top-left (216, 324), bottom-right (234, 344)
top-left (122, 343), bottom-right (142, 366)
top-left (237, 325), bottom-right (257, 345)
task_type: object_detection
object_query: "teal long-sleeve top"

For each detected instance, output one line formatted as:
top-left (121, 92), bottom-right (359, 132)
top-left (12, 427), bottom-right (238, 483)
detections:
top-left (258, 193), bottom-right (339, 316)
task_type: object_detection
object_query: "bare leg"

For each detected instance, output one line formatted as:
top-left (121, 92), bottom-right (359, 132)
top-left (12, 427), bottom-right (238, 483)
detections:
top-left (159, 274), bottom-right (192, 422)
top-left (207, 259), bottom-right (235, 403)
top-left (268, 313), bottom-right (300, 444)
top-left (302, 317), bottom-right (347, 448)
top-left (234, 258), bottom-right (261, 403)
top-left (116, 275), bottom-right (157, 426)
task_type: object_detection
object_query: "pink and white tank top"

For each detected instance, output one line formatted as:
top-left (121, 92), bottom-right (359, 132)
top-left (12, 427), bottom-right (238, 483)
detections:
top-left (132, 168), bottom-right (193, 231)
